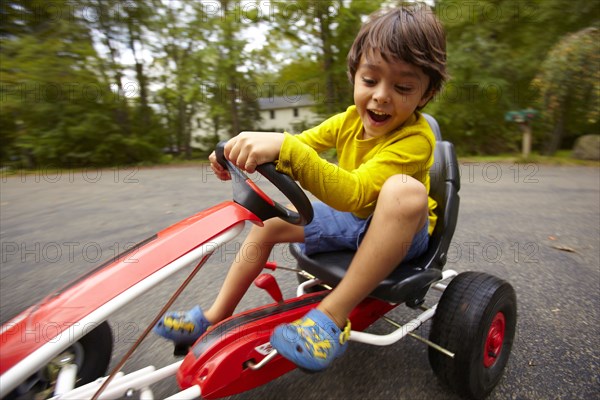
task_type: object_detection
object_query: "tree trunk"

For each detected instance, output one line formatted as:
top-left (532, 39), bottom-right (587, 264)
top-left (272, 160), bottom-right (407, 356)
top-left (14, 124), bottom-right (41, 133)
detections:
top-left (94, 0), bottom-right (130, 135)
top-left (219, 0), bottom-right (242, 137)
top-left (228, 83), bottom-right (241, 137)
top-left (319, 7), bottom-right (336, 115)
top-left (127, 19), bottom-right (150, 130)
top-left (545, 110), bottom-right (565, 155)
top-left (177, 95), bottom-right (186, 157)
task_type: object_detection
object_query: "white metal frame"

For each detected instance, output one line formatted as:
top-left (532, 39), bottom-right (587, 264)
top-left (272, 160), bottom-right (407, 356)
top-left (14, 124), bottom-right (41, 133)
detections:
top-left (297, 269), bottom-right (458, 347)
top-left (350, 269), bottom-right (457, 346)
top-left (50, 361), bottom-right (199, 400)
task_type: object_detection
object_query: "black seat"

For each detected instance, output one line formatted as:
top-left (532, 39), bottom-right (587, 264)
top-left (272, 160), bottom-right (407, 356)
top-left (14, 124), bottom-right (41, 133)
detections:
top-left (290, 114), bottom-right (461, 305)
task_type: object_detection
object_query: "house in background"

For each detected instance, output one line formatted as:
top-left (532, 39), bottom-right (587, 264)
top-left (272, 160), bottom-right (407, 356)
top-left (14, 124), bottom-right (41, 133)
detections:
top-left (192, 95), bottom-right (321, 149)
top-left (257, 94), bottom-right (318, 133)
top-left (191, 94), bottom-right (319, 149)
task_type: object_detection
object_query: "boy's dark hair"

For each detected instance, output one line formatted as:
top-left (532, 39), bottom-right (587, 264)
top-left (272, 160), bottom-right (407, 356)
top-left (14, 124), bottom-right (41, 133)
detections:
top-left (347, 3), bottom-right (448, 95)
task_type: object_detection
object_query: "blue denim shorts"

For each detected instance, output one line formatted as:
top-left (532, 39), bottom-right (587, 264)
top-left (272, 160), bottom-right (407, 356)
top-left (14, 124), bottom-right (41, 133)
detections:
top-left (300, 201), bottom-right (429, 262)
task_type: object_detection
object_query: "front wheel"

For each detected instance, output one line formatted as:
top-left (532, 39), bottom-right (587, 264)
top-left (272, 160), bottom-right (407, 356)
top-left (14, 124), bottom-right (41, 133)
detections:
top-left (7, 321), bottom-right (113, 399)
top-left (428, 272), bottom-right (517, 400)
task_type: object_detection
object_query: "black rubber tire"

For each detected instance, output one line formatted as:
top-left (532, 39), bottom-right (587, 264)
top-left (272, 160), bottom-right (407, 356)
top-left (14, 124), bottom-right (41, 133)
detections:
top-left (75, 321), bottom-right (113, 386)
top-left (428, 272), bottom-right (517, 400)
top-left (7, 321), bottom-right (113, 399)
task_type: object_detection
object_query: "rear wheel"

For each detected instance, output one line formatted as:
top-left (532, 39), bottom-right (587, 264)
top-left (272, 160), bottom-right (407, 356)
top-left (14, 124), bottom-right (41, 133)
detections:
top-left (428, 272), bottom-right (517, 399)
top-left (8, 321), bottom-right (113, 399)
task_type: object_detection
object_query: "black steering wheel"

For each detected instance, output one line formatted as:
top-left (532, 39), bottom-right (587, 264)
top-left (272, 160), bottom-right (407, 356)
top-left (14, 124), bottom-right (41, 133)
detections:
top-left (215, 142), bottom-right (313, 226)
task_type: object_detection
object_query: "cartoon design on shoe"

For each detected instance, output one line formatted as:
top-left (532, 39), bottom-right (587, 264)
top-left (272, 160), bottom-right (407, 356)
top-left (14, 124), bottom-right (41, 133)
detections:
top-left (270, 309), bottom-right (351, 371)
top-left (153, 305), bottom-right (210, 346)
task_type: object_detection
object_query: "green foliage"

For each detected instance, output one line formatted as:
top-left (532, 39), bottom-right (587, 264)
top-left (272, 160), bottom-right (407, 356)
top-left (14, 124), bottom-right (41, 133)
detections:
top-left (148, 0), bottom-right (262, 157)
top-left (532, 27), bottom-right (600, 153)
top-left (2, 0), bottom-right (599, 167)
top-left (1, 0), bottom-right (163, 167)
top-left (428, 0), bottom-right (599, 155)
top-left (263, 0), bottom-right (384, 116)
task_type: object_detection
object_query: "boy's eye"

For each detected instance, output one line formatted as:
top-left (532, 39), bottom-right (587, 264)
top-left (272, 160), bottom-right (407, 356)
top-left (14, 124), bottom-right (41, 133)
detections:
top-left (361, 77), bottom-right (376, 85)
top-left (395, 85), bottom-right (414, 93)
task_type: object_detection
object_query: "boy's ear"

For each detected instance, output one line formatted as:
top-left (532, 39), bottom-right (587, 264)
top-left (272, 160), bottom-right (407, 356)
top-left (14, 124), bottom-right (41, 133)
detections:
top-left (418, 90), bottom-right (436, 108)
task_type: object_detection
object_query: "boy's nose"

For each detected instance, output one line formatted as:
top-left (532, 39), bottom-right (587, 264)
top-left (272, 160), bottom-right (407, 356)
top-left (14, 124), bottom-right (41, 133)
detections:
top-left (373, 88), bottom-right (391, 104)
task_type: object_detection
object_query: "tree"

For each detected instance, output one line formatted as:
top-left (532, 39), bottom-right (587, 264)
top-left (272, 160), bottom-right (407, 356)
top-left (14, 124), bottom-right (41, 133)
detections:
top-left (149, 0), bottom-right (261, 158)
top-left (1, 0), bottom-right (164, 167)
top-left (1, 0), bottom-right (116, 166)
top-left (210, 0), bottom-right (261, 138)
top-left (265, 0), bottom-right (384, 116)
top-left (428, 0), bottom-right (599, 154)
top-left (84, 0), bottom-right (164, 149)
top-left (532, 27), bottom-right (600, 154)
top-left (85, 0), bottom-right (131, 136)
top-left (149, 0), bottom-right (208, 158)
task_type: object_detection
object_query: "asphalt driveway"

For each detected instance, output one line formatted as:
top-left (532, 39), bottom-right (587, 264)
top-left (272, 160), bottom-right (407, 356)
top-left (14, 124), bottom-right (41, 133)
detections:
top-left (1, 161), bottom-right (598, 399)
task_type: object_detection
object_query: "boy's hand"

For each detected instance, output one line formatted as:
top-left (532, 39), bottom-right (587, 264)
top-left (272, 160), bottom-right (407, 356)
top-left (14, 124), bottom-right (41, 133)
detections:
top-left (208, 132), bottom-right (284, 180)
top-left (208, 150), bottom-right (231, 181)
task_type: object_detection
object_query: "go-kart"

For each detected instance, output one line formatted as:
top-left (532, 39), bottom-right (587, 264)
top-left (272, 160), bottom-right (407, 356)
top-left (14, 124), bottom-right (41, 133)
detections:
top-left (0, 115), bottom-right (517, 400)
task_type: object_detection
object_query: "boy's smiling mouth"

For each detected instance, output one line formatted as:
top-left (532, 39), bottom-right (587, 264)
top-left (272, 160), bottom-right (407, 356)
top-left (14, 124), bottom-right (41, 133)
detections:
top-left (367, 109), bottom-right (391, 123)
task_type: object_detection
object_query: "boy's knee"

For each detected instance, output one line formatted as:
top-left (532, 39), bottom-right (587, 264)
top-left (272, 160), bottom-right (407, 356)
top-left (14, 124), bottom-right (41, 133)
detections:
top-left (379, 175), bottom-right (428, 219)
top-left (248, 219), bottom-right (278, 240)
top-left (381, 174), bottom-right (427, 200)
top-left (247, 215), bottom-right (304, 244)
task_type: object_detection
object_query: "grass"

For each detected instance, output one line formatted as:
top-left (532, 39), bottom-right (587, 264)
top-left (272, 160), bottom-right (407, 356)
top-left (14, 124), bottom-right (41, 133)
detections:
top-left (2, 151), bottom-right (598, 180)
top-left (458, 150), bottom-right (599, 167)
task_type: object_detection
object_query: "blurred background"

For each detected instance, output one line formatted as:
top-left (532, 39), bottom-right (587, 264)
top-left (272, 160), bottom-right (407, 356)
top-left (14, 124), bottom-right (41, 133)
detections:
top-left (1, 0), bottom-right (598, 168)
top-left (1, 3), bottom-right (599, 398)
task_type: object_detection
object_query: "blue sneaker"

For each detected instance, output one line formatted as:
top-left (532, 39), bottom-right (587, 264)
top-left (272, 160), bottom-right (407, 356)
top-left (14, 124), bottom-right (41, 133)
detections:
top-left (270, 309), bottom-right (351, 372)
top-left (153, 305), bottom-right (210, 346)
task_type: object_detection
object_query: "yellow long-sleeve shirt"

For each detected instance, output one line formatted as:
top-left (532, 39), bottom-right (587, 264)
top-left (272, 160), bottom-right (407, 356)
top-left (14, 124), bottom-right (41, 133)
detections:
top-left (276, 105), bottom-right (437, 234)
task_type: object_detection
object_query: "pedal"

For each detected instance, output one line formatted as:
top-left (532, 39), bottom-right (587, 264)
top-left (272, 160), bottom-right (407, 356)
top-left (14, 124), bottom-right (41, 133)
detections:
top-left (254, 274), bottom-right (284, 305)
top-left (173, 344), bottom-right (190, 357)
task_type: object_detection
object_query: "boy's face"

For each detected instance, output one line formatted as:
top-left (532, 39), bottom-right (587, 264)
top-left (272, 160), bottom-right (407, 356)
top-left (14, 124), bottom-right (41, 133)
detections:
top-left (354, 51), bottom-right (432, 139)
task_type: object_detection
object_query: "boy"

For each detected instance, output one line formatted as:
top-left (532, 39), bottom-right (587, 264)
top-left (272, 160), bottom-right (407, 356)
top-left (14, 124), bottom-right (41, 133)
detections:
top-left (155, 3), bottom-right (447, 372)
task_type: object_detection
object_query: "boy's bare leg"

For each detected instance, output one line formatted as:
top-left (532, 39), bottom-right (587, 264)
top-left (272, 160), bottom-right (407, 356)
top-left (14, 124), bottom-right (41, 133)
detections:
top-left (317, 174), bottom-right (429, 328)
top-left (204, 217), bottom-right (304, 323)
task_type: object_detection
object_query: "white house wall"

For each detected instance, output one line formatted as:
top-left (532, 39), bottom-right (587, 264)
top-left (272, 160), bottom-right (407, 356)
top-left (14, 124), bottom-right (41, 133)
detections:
top-left (191, 104), bottom-right (319, 149)
top-left (259, 106), bottom-right (318, 133)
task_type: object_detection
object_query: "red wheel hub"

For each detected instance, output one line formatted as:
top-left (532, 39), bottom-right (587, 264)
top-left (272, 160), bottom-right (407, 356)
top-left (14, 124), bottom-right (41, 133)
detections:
top-left (483, 312), bottom-right (506, 368)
